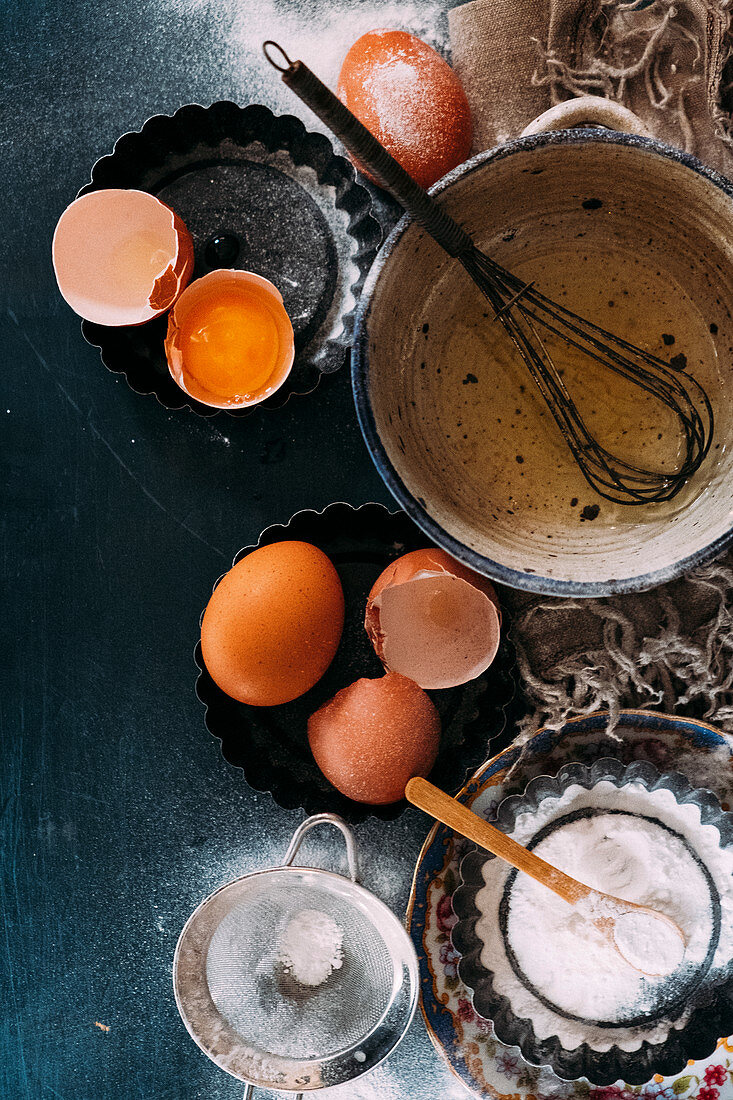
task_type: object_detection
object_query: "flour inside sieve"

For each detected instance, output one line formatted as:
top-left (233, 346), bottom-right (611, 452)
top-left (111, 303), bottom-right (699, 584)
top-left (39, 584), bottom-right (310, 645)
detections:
top-left (205, 876), bottom-right (394, 1061)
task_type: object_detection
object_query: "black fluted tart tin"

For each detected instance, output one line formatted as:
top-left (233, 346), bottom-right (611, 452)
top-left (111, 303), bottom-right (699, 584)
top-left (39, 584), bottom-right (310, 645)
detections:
top-left (76, 102), bottom-right (382, 414)
top-left (452, 757), bottom-right (733, 1085)
top-left (194, 502), bottom-right (519, 824)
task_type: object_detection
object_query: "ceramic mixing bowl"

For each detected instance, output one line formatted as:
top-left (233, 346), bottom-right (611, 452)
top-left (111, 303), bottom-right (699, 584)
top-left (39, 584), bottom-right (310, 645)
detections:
top-left (352, 123), bottom-right (733, 596)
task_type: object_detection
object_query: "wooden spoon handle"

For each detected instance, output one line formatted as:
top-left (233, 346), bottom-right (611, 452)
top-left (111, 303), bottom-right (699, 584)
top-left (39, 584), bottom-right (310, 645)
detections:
top-left (406, 776), bottom-right (591, 905)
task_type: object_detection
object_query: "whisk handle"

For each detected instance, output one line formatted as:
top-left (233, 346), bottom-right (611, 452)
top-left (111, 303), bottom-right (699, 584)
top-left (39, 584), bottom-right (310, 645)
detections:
top-left (264, 42), bottom-right (474, 259)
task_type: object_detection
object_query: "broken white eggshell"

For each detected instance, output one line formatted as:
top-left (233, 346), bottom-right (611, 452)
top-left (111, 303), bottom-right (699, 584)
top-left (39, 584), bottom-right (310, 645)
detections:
top-left (364, 547), bottom-right (501, 690)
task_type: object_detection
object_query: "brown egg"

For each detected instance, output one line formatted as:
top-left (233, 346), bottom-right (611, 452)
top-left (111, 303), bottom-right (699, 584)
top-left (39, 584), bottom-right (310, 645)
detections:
top-left (201, 541), bottom-right (345, 706)
top-left (337, 30), bottom-right (473, 190)
top-left (308, 673), bottom-right (440, 804)
top-left (52, 188), bottom-right (193, 326)
top-left (365, 548), bottom-right (501, 689)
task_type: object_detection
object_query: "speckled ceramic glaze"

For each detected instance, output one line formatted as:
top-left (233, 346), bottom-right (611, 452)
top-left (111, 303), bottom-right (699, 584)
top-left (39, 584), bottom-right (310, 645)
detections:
top-left (353, 129), bottom-right (733, 595)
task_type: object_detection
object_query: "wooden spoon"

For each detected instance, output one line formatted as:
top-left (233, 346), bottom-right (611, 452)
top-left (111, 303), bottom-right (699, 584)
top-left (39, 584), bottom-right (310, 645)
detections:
top-left (406, 776), bottom-right (685, 976)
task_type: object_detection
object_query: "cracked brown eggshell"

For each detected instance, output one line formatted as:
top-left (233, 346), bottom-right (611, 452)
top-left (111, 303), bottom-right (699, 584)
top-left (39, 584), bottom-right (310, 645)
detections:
top-left (307, 672), bottom-right (440, 804)
top-left (364, 548), bottom-right (501, 690)
top-left (52, 189), bottom-right (194, 326)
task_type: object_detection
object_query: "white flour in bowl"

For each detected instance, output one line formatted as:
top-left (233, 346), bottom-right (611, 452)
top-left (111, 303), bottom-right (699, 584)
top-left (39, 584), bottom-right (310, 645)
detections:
top-left (474, 780), bottom-right (733, 1052)
top-left (505, 812), bottom-right (710, 1021)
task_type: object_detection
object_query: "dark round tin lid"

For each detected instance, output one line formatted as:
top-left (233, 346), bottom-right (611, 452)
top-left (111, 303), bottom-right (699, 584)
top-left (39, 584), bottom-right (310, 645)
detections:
top-left (452, 757), bottom-right (733, 1085)
top-left (77, 102), bottom-right (382, 414)
top-left (194, 502), bottom-right (519, 824)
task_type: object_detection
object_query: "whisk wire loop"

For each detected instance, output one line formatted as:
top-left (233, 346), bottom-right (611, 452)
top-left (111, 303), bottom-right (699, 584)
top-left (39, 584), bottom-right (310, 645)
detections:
top-left (462, 246), bottom-right (713, 504)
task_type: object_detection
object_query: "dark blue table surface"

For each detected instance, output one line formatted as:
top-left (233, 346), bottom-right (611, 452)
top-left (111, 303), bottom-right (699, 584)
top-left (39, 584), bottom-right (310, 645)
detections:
top-left (0, 1), bottom-right (493, 1097)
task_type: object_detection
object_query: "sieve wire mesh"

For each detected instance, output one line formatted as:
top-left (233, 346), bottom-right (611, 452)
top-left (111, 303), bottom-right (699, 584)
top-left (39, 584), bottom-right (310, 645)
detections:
top-left (206, 874), bottom-right (396, 1062)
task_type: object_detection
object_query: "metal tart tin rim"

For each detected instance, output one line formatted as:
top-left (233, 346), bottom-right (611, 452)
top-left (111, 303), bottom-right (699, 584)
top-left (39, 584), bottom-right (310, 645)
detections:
top-left (76, 101), bottom-right (383, 415)
top-left (193, 501), bottom-right (520, 824)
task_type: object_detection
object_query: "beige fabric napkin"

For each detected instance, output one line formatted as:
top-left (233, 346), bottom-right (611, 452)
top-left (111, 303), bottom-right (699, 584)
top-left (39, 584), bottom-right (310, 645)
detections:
top-left (448, 0), bottom-right (550, 146)
top-left (446, 0), bottom-right (733, 740)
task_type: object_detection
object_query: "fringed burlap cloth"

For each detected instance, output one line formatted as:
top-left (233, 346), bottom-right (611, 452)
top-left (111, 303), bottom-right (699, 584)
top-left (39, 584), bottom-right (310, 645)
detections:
top-left (448, 0), bottom-right (733, 739)
top-left (449, 0), bottom-right (733, 172)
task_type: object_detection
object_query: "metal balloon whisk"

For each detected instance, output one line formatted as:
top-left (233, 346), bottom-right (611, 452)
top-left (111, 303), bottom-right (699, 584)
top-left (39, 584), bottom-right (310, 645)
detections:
top-left (264, 42), bottom-right (714, 506)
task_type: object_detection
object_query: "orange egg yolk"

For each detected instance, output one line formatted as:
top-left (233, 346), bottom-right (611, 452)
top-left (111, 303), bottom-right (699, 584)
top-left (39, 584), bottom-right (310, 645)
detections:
top-left (175, 283), bottom-right (283, 404)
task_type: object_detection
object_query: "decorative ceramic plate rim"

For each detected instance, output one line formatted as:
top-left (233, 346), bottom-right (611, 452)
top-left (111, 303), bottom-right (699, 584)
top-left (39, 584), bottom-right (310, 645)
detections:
top-left (453, 756), bottom-right (733, 1085)
top-left (406, 709), bottom-right (733, 1099)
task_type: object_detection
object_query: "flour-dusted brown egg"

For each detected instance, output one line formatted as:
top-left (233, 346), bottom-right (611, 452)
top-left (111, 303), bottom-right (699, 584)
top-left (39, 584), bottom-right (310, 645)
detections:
top-left (308, 673), bottom-right (440, 804)
top-left (337, 30), bottom-right (473, 190)
top-left (201, 541), bottom-right (345, 706)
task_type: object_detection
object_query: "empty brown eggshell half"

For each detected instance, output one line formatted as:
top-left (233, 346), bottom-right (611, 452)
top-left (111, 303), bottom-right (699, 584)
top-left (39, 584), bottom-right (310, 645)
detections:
top-left (364, 547), bottom-right (501, 690)
top-left (52, 188), bottom-right (194, 326)
top-left (307, 672), bottom-right (441, 804)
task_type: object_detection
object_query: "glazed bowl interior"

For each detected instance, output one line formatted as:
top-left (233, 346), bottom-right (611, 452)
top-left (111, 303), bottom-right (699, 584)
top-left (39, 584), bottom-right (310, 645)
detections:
top-left (354, 132), bottom-right (733, 595)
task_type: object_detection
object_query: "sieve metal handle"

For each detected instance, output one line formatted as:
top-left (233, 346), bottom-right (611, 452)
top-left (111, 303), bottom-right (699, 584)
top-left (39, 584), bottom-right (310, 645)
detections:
top-left (282, 813), bottom-right (359, 883)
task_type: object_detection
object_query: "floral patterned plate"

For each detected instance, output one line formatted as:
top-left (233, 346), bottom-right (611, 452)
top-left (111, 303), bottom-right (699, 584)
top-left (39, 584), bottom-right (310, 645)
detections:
top-left (406, 709), bottom-right (733, 1100)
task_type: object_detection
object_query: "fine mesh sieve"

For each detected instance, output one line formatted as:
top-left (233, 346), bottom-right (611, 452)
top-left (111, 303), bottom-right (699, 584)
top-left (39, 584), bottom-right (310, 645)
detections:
top-left (173, 814), bottom-right (419, 1097)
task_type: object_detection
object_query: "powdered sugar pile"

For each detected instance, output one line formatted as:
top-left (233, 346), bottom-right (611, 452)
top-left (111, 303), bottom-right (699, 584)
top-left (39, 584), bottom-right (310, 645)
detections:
top-left (503, 807), bottom-right (710, 1026)
top-left (277, 908), bottom-right (344, 987)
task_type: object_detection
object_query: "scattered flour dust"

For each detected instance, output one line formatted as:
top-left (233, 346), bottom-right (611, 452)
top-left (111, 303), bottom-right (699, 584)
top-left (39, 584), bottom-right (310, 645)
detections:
top-left (153, 0), bottom-right (449, 134)
top-left (277, 908), bottom-right (344, 986)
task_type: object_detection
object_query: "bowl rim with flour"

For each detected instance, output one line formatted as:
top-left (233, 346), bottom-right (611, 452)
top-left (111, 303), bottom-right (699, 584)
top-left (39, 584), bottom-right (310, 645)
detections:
top-left (351, 127), bottom-right (733, 597)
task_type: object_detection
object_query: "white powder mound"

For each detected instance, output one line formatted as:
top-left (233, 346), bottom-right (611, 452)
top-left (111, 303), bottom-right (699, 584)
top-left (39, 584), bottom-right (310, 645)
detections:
top-left (503, 811), bottom-right (709, 1025)
top-left (475, 780), bottom-right (733, 1052)
top-left (277, 908), bottom-right (344, 987)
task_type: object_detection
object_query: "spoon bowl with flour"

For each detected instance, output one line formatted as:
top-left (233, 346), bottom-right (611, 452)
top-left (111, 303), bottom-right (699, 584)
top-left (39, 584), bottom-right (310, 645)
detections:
top-left (406, 777), bottom-right (686, 977)
top-left (579, 893), bottom-right (685, 976)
